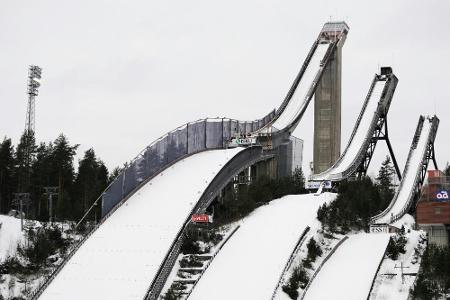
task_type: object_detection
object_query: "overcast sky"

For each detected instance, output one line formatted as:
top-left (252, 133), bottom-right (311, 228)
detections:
top-left (1, 0), bottom-right (449, 178)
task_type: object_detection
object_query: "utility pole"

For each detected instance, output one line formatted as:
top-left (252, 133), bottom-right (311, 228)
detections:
top-left (11, 193), bottom-right (31, 231)
top-left (44, 187), bottom-right (58, 224)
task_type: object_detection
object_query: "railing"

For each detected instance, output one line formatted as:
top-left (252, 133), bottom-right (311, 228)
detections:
top-left (184, 225), bottom-right (241, 299)
top-left (271, 226), bottom-right (311, 300)
top-left (300, 236), bottom-right (349, 300)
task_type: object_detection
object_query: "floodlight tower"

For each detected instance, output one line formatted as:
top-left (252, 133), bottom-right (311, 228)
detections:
top-left (26, 65), bottom-right (42, 134)
top-left (21, 65), bottom-right (42, 191)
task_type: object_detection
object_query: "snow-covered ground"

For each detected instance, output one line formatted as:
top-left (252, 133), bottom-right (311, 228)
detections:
top-left (0, 215), bottom-right (25, 262)
top-left (370, 215), bottom-right (426, 300)
top-left (39, 148), bottom-right (244, 300)
top-left (260, 42), bottom-right (330, 132)
top-left (312, 79), bottom-right (386, 181)
top-left (303, 233), bottom-right (390, 300)
top-left (189, 192), bottom-right (336, 300)
top-left (374, 118), bottom-right (432, 224)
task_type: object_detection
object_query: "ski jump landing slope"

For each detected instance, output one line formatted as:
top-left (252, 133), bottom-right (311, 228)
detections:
top-left (303, 233), bottom-right (390, 300)
top-left (372, 116), bottom-right (438, 224)
top-left (39, 148), bottom-right (244, 300)
top-left (311, 72), bottom-right (397, 182)
top-left (189, 193), bottom-right (336, 300)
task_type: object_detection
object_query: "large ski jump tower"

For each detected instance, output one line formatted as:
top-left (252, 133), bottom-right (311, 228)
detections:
top-left (313, 22), bottom-right (348, 174)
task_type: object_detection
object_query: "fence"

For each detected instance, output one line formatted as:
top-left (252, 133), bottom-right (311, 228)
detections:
top-left (102, 112), bottom-right (275, 217)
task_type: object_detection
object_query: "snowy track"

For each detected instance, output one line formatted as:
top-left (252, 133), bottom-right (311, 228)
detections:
top-left (303, 233), bottom-right (390, 300)
top-left (373, 116), bottom-right (438, 224)
top-left (267, 42), bottom-right (331, 132)
top-left (189, 193), bottom-right (336, 300)
top-left (39, 148), bottom-right (244, 300)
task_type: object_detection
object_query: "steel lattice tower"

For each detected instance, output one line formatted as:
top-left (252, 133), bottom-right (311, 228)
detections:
top-left (26, 65), bottom-right (42, 133)
top-left (20, 65), bottom-right (42, 192)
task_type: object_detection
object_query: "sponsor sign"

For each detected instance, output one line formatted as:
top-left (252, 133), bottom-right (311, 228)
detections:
top-left (229, 137), bottom-right (257, 147)
top-left (370, 225), bottom-right (389, 234)
top-left (305, 181), bottom-right (332, 190)
top-left (435, 190), bottom-right (450, 202)
top-left (191, 214), bottom-right (213, 223)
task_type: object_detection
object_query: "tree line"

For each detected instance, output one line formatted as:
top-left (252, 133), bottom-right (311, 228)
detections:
top-left (0, 131), bottom-right (118, 222)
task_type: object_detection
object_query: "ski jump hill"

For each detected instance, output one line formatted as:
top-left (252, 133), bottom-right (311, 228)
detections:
top-left (32, 22), bottom-right (440, 300)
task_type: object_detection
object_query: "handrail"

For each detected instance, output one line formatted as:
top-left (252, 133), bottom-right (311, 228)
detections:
top-left (184, 225), bottom-right (241, 299)
top-left (300, 236), bottom-right (349, 300)
top-left (271, 226), bottom-right (311, 300)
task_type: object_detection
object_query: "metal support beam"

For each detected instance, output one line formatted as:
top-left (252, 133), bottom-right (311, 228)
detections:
top-left (378, 118), bottom-right (402, 181)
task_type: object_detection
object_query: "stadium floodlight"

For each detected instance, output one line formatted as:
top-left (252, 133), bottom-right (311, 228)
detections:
top-left (28, 65), bottom-right (42, 96)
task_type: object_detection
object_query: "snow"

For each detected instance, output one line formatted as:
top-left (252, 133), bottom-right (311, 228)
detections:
top-left (0, 215), bottom-right (24, 262)
top-left (39, 147), bottom-right (244, 300)
top-left (189, 193), bottom-right (336, 300)
top-left (312, 79), bottom-right (387, 181)
top-left (369, 229), bottom-right (426, 300)
top-left (262, 42), bottom-right (330, 132)
top-left (304, 233), bottom-right (390, 300)
top-left (374, 119), bottom-right (432, 224)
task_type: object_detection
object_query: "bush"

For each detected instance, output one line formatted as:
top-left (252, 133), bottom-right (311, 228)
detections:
top-left (17, 225), bottom-right (69, 268)
top-left (386, 233), bottom-right (407, 260)
top-left (282, 265), bottom-right (309, 299)
top-left (306, 238), bottom-right (322, 262)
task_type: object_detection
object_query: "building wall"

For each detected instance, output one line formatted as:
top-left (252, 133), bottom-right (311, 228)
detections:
top-left (418, 224), bottom-right (449, 247)
top-left (313, 45), bottom-right (342, 174)
top-left (417, 202), bottom-right (450, 224)
top-left (277, 136), bottom-right (304, 178)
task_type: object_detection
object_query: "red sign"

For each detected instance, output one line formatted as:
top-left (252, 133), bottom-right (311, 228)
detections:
top-left (192, 214), bottom-right (210, 223)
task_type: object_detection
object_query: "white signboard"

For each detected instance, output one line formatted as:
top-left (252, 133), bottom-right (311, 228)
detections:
top-left (305, 181), bottom-right (332, 190)
top-left (370, 225), bottom-right (389, 234)
top-left (229, 137), bottom-right (257, 147)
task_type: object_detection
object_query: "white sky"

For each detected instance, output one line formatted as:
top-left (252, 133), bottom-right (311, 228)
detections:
top-left (1, 0), bottom-right (449, 177)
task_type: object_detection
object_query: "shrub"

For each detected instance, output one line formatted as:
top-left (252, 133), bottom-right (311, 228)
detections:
top-left (386, 233), bottom-right (407, 260)
top-left (282, 265), bottom-right (309, 299)
top-left (306, 238), bottom-right (322, 262)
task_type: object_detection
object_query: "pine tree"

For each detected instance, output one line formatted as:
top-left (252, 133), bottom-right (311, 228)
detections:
top-left (376, 156), bottom-right (396, 209)
top-left (31, 142), bottom-right (55, 220)
top-left (15, 131), bottom-right (37, 192)
top-left (444, 163), bottom-right (450, 176)
top-left (73, 149), bottom-right (109, 221)
top-left (0, 137), bottom-right (16, 213)
top-left (51, 134), bottom-right (79, 220)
